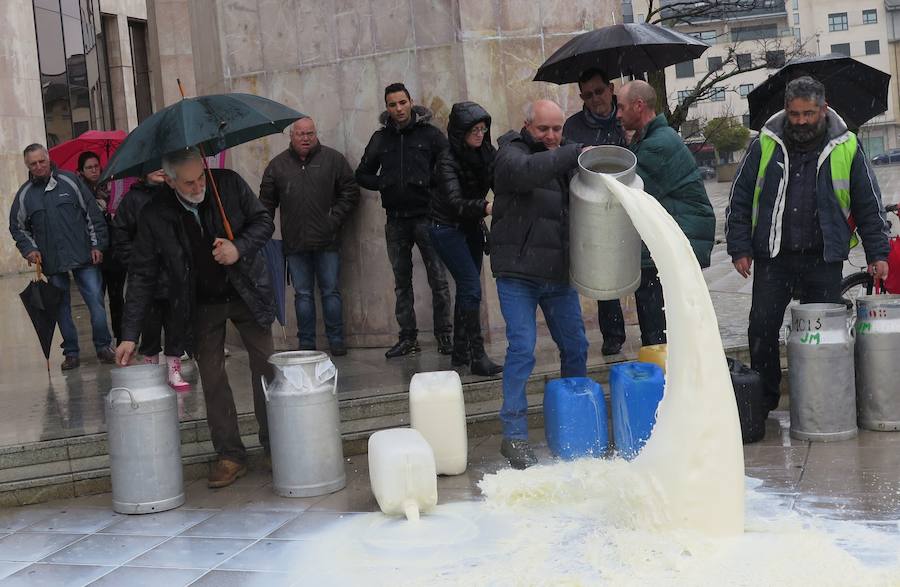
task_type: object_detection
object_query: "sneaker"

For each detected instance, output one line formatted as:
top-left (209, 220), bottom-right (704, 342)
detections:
top-left (96, 347), bottom-right (116, 364)
top-left (385, 338), bottom-right (420, 359)
top-left (601, 339), bottom-right (624, 356)
top-left (61, 355), bottom-right (80, 370)
top-left (207, 457), bottom-right (247, 488)
top-left (500, 438), bottom-right (538, 470)
top-left (436, 334), bottom-right (453, 355)
top-left (330, 343), bottom-right (347, 357)
top-left (167, 357), bottom-right (192, 393)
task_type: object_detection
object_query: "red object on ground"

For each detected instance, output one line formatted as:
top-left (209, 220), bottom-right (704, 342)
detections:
top-left (48, 130), bottom-right (128, 172)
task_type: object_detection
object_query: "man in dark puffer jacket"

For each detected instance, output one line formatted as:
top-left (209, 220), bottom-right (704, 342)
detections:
top-left (356, 82), bottom-right (453, 358)
top-left (116, 148), bottom-right (275, 490)
top-left (491, 99), bottom-right (590, 470)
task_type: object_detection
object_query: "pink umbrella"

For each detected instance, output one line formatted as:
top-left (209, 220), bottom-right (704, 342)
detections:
top-left (48, 129), bottom-right (128, 172)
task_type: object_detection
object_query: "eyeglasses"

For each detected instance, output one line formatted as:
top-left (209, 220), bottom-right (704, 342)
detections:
top-left (468, 126), bottom-right (488, 136)
top-left (294, 131), bottom-right (317, 138)
top-left (580, 87), bottom-right (609, 100)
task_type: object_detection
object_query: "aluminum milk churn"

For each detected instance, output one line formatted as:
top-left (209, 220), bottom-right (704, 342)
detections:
top-left (569, 145), bottom-right (644, 300)
top-left (855, 294), bottom-right (900, 430)
top-left (786, 303), bottom-right (857, 441)
top-left (264, 351), bottom-right (346, 497)
top-left (106, 364), bottom-right (185, 514)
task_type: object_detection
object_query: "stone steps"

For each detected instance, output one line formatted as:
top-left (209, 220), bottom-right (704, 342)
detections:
top-left (0, 344), bottom-right (759, 507)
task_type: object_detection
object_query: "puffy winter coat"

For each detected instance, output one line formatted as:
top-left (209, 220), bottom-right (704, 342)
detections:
top-left (490, 129), bottom-right (582, 284)
top-left (355, 105), bottom-right (449, 217)
top-left (120, 169), bottom-right (275, 348)
top-left (431, 101), bottom-right (494, 228)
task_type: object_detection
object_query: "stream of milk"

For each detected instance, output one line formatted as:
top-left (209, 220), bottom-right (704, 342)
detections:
top-left (277, 174), bottom-right (900, 586)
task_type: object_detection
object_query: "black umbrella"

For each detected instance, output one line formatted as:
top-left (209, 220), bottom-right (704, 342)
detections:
top-left (747, 54), bottom-right (891, 131)
top-left (534, 23), bottom-right (710, 84)
top-left (19, 263), bottom-right (64, 373)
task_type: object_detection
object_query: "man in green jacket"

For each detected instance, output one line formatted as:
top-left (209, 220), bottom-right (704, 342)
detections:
top-left (616, 81), bottom-right (716, 345)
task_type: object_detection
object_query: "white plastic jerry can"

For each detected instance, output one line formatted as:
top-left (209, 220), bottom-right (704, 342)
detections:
top-left (409, 370), bottom-right (468, 475)
top-left (367, 428), bottom-right (438, 521)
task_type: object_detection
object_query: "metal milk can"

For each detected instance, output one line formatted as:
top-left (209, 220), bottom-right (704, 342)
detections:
top-left (106, 364), bottom-right (185, 514)
top-left (786, 303), bottom-right (857, 441)
top-left (569, 145), bottom-right (644, 300)
top-left (855, 294), bottom-right (900, 431)
top-left (264, 351), bottom-right (346, 497)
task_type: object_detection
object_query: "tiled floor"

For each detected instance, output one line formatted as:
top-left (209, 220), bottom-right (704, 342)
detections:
top-left (0, 416), bottom-right (897, 585)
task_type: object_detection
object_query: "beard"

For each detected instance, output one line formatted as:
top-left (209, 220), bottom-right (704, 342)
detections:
top-left (176, 188), bottom-right (205, 205)
top-left (784, 116), bottom-right (827, 145)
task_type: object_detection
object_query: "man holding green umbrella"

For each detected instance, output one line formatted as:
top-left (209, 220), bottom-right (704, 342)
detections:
top-left (116, 148), bottom-right (276, 488)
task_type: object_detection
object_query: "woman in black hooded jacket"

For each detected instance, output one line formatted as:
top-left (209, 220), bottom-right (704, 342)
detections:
top-left (430, 102), bottom-right (502, 376)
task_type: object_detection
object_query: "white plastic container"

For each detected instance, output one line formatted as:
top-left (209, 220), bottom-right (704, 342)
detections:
top-left (368, 428), bottom-right (438, 521)
top-left (409, 371), bottom-right (468, 475)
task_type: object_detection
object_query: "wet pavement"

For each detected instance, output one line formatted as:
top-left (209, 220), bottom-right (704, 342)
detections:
top-left (1, 169), bottom-right (899, 583)
top-left (0, 417), bottom-right (897, 585)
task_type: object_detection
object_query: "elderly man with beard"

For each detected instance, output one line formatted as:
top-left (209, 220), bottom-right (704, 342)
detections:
top-left (727, 76), bottom-right (890, 414)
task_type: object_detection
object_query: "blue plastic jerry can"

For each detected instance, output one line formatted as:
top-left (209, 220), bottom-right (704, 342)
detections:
top-left (543, 377), bottom-right (609, 459)
top-left (609, 362), bottom-right (665, 460)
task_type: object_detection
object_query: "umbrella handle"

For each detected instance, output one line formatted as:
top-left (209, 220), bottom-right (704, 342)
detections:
top-left (197, 144), bottom-right (235, 240)
top-left (34, 261), bottom-right (43, 282)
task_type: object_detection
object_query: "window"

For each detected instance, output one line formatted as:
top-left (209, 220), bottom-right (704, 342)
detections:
top-left (622, 0), bottom-right (634, 24)
top-left (794, 27), bottom-right (801, 41)
top-left (743, 114), bottom-right (752, 128)
top-left (690, 30), bottom-right (717, 42)
top-left (791, 0), bottom-right (798, 9)
top-left (710, 87), bottom-right (726, 102)
top-left (793, 13), bottom-right (799, 25)
top-left (731, 24), bottom-right (778, 42)
top-left (682, 119), bottom-right (700, 137)
top-left (828, 12), bottom-right (848, 32)
top-left (675, 60), bottom-right (695, 78)
top-left (765, 50), bottom-right (785, 68)
top-left (866, 40), bottom-right (880, 55)
top-left (831, 43), bottom-right (851, 56)
top-left (33, 0), bottom-right (112, 146)
top-left (739, 84), bottom-right (754, 97)
top-left (677, 90), bottom-right (692, 104)
top-left (736, 53), bottom-right (752, 71)
top-left (862, 9), bottom-right (877, 25)
top-left (708, 56), bottom-right (723, 72)
top-left (128, 20), bottom-right (152, 123)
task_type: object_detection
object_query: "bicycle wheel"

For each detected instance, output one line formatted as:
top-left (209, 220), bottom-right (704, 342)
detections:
top-left (840, 271), bottom-right (874, 312)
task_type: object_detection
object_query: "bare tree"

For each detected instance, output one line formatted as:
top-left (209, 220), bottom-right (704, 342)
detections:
top-left (641, 0), bottom-right (812, 132)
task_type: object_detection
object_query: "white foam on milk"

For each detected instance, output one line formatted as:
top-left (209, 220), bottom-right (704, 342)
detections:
top-left (279, 175), bottom-right (900, 585)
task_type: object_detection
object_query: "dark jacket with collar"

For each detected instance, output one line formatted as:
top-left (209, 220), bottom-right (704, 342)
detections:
top-left (727, 108), bottom-right (890, 264)
top-left (490, 128), bottom-right (582, 284)
top-left (431, 101), bottom-right (494, 228)
top-left (563, 99), bottom-right (627, 148)
top-left (632, 113), bottom-right (716, 269)
top-left (9, 168), bottom-right (108, 275)
top-left (120, 169), bottom-right (275, 349)
top-left (259, 142), bottom-right (360, 254)
top-left (355, 105), bottom-right (449, 217)
top-left (111, 180), bottom-right (169, 299)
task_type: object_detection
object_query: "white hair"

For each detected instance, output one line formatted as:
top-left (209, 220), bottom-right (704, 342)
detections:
top-left (161, 147), bottom-right (204, 179)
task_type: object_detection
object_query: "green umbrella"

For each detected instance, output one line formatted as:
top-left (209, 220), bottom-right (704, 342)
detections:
top-left (100, 92), bottom-right (305, 182)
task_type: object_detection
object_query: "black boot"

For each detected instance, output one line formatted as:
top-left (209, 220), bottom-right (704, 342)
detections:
top-left (450, 306), bottom-right (469, 366)
top-left (465, 309), bottom-right (502, 376)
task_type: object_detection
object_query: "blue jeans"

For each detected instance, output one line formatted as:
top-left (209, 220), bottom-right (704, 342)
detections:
top-left (497, 277), bottom-right (589, 439)
top-left (429, 224), bottom-right (483, 311)
top-left (50, 265), bottom-right (112, 357)
top-left (286, 251), bottom-right (343, 348)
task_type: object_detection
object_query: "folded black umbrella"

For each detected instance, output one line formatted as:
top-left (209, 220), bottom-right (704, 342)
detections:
top-left (534, 23), bottom-right (710, 84)
top-left (19, 264), bottom-right (64, 372)
top-left (747, 54), bottom-right (891, 131)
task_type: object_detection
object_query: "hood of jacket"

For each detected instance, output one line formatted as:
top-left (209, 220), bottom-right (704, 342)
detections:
top-left (378, 104), bottom-right (434, 132)
top-left (762, 106), bottom-right (849, 143)
top-left (446, 101), bottom-right (492, 154)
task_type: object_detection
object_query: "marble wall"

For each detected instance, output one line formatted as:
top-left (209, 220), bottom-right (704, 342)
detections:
top-left (191, 0), bottom-right (620, 346)
top-left (0, 1), bottom-right (47, 275)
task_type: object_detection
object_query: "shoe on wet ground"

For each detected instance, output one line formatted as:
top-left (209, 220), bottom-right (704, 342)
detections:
top-left (436, 334), bottom-right (453, 355)
top-left (61, 355), bottom-right (80, 370)
top-left (385, 338), bottom-right (420, 359)
top-left (96, 347), bottom-right (116, 364)
top-left (500, 438), bottom-right (538, 470)
top-left (207, 457), bottom-right (247, 488)
top-left (601, 339), bottom-right (624, 356)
